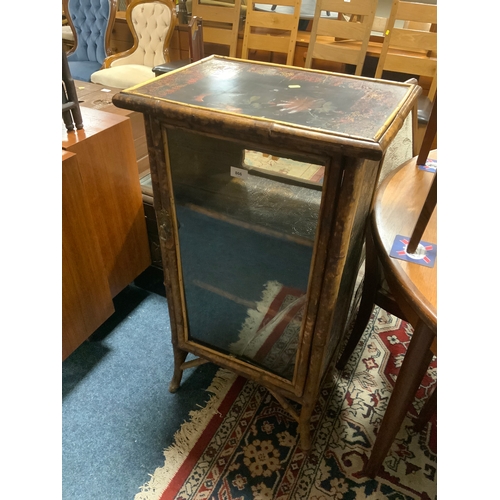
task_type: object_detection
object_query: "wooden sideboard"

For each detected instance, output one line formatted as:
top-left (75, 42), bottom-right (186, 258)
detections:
top-left (62, 149), bottom-right (115, 359)
top-left (74, 81), bottom-right (163, 268)
top-left (62, 107), bottom-right (151, 360)
top-left (75, 80), bottom-right (150, 178)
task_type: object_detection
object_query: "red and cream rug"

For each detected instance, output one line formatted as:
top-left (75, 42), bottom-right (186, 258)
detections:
top-left (135, 283), bottom-right (437, 500)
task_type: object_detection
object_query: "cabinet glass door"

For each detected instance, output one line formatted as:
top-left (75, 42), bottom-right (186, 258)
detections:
top-left (168, 130), bottom-right (324, 381)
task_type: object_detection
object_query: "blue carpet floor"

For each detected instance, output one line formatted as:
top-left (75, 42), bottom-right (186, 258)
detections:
top-left (62, 271), bottom-right (219, 500)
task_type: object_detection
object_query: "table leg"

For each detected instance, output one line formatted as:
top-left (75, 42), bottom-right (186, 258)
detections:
top-left (298, 400), bottom-right (314, 451)
top-left (414, 386), bottom-right (437, 432)
top-left (364, 320), bottom-right (435, 477)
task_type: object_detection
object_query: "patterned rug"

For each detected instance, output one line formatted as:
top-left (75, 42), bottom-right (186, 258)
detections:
top-left (136, 285), bottom-right (437, 500)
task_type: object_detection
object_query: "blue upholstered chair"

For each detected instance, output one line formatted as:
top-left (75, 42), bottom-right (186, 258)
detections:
top-left (63, 0), bottom-right (118, 82)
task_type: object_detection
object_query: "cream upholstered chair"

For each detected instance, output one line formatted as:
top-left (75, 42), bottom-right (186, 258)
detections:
top-left (91, 0), bottom-right (177, 89)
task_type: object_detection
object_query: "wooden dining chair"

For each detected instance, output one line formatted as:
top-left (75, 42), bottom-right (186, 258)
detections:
top-left (192, 0), bottom-right (242, 57)
top-left (374, 0), bottom-right (437, 154)
top-left (305, 0), bottom-right (378, 75)
top-left (241, 0), bottom-right (302, 66)
top-left (336, 96), bottom-right (437, 477)
top-left (337, 94), bottom-right (437, 371)
top-left (405, 94), bottom-right (437, 255)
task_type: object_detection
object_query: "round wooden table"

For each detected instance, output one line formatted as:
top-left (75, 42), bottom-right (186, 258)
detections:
top-left (364, 149), bottom-right (437, 477)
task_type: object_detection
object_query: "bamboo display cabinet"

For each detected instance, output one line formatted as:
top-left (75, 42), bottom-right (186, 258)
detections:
top-left (112, 55), bottom-right (419, 449)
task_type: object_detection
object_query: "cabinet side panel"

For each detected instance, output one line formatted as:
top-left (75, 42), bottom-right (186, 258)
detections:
top-left (62, 152), bottom-right (114, 360)
top-left (321, 158), bottom-right (380, 376)
top-left (66, 112), bottom-right (151, 297)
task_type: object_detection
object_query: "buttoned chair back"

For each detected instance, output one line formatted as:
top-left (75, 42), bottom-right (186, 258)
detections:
top-left (91, 0), bottom-right (177, 89)
top-left (305, 0), bottom-right (378, 76)
top-left (63, 0), bottom-right (117, 82)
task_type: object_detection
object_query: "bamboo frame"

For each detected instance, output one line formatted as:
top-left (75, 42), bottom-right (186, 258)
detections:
top-left (113, 56), bottom-right (420, 449)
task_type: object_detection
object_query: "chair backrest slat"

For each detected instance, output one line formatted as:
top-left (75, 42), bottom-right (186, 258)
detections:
top-left (375, 0), bottom-right (437, 101)
top-left (241, 0), bottom-right (302, 66)
top-left (305, 0), bottom-right (378, 76)
top-left (192, 0), bottom-right (242, 57)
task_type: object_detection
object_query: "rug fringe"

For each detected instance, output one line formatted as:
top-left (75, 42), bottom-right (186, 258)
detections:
top-left (134, 368), bottom-right (237, 500)
top-left (134, 281), bottom-right (283, 500)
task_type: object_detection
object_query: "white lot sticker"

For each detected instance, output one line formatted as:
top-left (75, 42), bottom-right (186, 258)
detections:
top-left (230, 166), bottom-right (249, 180)
top-left (288, 85), bottom-right (301, 88)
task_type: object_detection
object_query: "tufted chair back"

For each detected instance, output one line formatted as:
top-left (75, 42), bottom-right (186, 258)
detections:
top-left (63, 0), bottom-right (117, 81)
top-left (110, 0), bottom-right (177, 68)
top-left (90, 0), bottom-right (177, 89)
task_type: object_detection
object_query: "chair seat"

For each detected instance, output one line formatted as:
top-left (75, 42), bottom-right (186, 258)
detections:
top-left (91, 64), bottom-right (156, 89)
top-left (68, 60), bottom-right (103, 82)
top-left (62, 25), bottom-right (74, 41)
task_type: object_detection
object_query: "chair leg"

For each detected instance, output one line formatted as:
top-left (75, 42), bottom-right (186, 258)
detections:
top-left (416, 95), bottom-right (437, 167)
top-left (364, 320), bottom-right (435, 478)
top-left (406, 174), bottom-right (437, 254)
top-left (411, 101), bottom-right (419, 157)
top-left (336, 227), bottom-right (381, 370)
top-left (414, 386), bottom-right (436, 432)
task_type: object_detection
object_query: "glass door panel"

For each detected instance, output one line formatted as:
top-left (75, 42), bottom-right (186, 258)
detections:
top-left (169, 131), bottom-right (324, 381)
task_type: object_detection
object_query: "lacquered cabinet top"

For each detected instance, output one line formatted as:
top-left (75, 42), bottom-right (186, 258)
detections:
top-left (117, 56), bottom-right (416, 144)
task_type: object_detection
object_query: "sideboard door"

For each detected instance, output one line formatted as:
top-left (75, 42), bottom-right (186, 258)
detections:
top-left (62, 150), bottom-right (114, 360)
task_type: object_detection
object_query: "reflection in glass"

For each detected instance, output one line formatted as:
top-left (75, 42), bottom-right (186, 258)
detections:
top-left (170, 135), bottom-right (323, 381)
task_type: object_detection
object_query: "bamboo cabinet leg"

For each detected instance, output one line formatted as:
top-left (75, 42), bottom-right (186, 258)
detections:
top-left (169, 345), bottom-right (188, 393)
top-left (298, 402), bottom-right (315, 451)
top-left (364, 320), bottom-right (435, 477)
